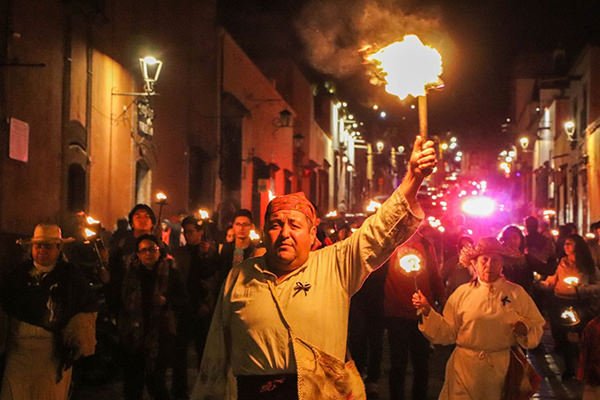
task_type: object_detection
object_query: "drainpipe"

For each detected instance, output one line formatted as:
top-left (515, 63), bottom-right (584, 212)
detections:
top-left (60, 5), bottom-right (72, 225)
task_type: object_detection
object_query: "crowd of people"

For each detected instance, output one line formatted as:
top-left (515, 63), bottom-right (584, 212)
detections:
top-left (0, 203), bottom-right (267, 400)
top-left (345, 215), bottom-right (600, 400)
top-left (1, 135), bottom-right (599, 400)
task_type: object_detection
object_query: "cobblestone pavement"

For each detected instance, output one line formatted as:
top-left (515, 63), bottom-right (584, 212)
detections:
top-left (72, 323), bottom-right (583, 400)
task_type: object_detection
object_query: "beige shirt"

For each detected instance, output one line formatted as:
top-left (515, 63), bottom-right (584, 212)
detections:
top-left (419, 278), bottom-right (545, 399)
top-left (192, 191), bottom-right (422, 399)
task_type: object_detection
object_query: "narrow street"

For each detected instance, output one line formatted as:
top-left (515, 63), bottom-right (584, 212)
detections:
top-left (72, 322), bottom-right (583, 400)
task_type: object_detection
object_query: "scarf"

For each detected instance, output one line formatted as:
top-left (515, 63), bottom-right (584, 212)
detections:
top-left (118, 257), bottom-right (173, 371)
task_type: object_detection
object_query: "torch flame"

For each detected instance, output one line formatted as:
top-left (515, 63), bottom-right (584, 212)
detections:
top-left (156, 192), bottom-right (167, 202)
top-left (399, 254), bottom-right (422, 274)
top-left (84, 228), bottom-right (96, 239)
top-left (366, 200), bottom-right (382, 213)
top-left (198, 209), bottom-right (210, 220)
top-left (325, 210), bottom-right (338, 218)
top-left (366, 35), bottom-right (443, 100)
top-left (86, 216), bottom-right (100, 225)
top-left (249, 229), bottom-right (260, 241)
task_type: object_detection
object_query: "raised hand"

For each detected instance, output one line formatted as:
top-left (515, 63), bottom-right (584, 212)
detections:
top-left (409, 136), bottom-right (437, 178)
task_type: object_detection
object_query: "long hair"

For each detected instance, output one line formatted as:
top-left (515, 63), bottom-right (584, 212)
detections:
top-left (566, 234), bottom-right (595, 278)
top-left (499, 225), bottom-right (525, 253)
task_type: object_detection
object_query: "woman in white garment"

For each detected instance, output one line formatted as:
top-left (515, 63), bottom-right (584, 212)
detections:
top-left (412, 237), bottom-right (545, 399)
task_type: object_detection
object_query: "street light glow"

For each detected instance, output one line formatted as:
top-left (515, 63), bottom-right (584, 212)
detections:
top-left (461, 196), bottom-right (496, 217)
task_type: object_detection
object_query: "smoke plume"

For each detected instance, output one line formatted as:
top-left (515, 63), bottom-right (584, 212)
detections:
top-left (295, 0), bottom-right (443, 78)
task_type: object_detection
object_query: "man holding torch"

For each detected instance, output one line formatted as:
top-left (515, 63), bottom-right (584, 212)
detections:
top-left (192, 135), bottom-right (436, 400)
top-left (106, 204), bottom-right (157, 315)
top-left (383, 224), bottom-right (445, 400)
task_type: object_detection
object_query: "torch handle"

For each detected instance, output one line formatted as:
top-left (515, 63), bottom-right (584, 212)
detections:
top-left (91, 239), bottom-right (107, 269)
top-left (418, 95), bottom-right (428, 140)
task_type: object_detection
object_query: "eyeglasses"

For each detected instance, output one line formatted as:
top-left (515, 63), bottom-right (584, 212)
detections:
top-left (234, 222), bottom-right (252, 228)
top-left (138, 246), bottom-right (159, 254)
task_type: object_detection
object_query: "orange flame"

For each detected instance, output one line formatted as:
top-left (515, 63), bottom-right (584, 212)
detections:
top-left (365, 35), bottom-right (443, 100)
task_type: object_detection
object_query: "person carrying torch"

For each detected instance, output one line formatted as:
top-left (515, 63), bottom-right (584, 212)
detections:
top-left (537, 233), bottom-right (598, 380)
top-left (192, 136), bottom-right (436, 400)
top-left (106, 203), bottom-right (158, 316)
top-left (412, 237), bottom-right (545, 399)
top-left (383, 223), bottom-right (445, 400)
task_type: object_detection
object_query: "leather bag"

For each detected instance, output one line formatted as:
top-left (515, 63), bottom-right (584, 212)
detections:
top-left (267, 283), bottom-right (366, 400)
top-left (502, 346), bottom-right (542, 400)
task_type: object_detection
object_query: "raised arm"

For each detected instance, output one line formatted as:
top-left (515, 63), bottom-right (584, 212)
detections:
top-left (323, 136), bottom-right (437, 293)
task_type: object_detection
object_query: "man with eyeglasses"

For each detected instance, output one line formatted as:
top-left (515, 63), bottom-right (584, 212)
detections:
top-left (1, 224), bottom-right (97, 399)
top-left (106, 204), bottom-right (158, 316)
top-left (218, 209), bottom-right (264, 281)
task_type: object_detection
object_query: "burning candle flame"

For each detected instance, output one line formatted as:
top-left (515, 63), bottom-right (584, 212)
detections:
top-left (399, 254), bottom-right (422, 274)
top-left (365, 35), bottom-right (443, 100)
top-left (560, 306), bottom-right (580, 325)
top-left (563, 276), bottom-right (579, 286)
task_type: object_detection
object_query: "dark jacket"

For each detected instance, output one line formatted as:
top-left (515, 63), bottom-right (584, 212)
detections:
top-left (218, 241), bottom-right (257, 281)
top-left (173, 244), bottom-right (220, 318)
top-left (1, 259), bottom-right (97, 332)
top-left (118, 256), bottom-right (187, 353)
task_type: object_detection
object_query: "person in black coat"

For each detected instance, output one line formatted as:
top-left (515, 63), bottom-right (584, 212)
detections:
top-left (1, 224), bottom-right (97, 399)
top-left (171, 217), bottom-right (220, 400)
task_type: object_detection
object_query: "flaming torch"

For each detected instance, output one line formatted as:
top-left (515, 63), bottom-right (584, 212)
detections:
top-left (82, 215), bottom-right (109, 283)
top-left (154, 192), bottom-right (168, 234)
top-left (365, 34), bottom-right (443, 139)
top-left (399, 253), bottom-right (422, 291)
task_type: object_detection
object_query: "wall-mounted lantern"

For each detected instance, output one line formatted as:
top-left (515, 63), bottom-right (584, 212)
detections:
top-left (113, 56), bottom-right (163, 97)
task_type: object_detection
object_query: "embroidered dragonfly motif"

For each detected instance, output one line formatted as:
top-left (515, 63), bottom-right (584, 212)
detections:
top-left (294, 281), bottom-right (312, 296)
top-left (501, 295), bottom-right (511, 306)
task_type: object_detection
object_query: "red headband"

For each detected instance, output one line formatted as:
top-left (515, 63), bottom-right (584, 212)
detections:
top-left (265, 192), bottom-right (317, 225)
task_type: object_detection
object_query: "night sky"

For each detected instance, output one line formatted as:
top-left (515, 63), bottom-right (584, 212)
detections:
top-left (219, 0), bottom-right (599, 151)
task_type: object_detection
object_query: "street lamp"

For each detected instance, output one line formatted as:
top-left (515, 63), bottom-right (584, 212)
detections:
top-left (139, 56), bottom-right (163, 94)
top-left (564, 120), bottom-right (577, 149)
top-left (519, 136), bottom-right (530, 151)
top-left (112, 55), bottom-right (163, 97)
top-left (376, 141), bottom-right (384, 154)
top-left (564, 120), bottom-right (576, 140)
